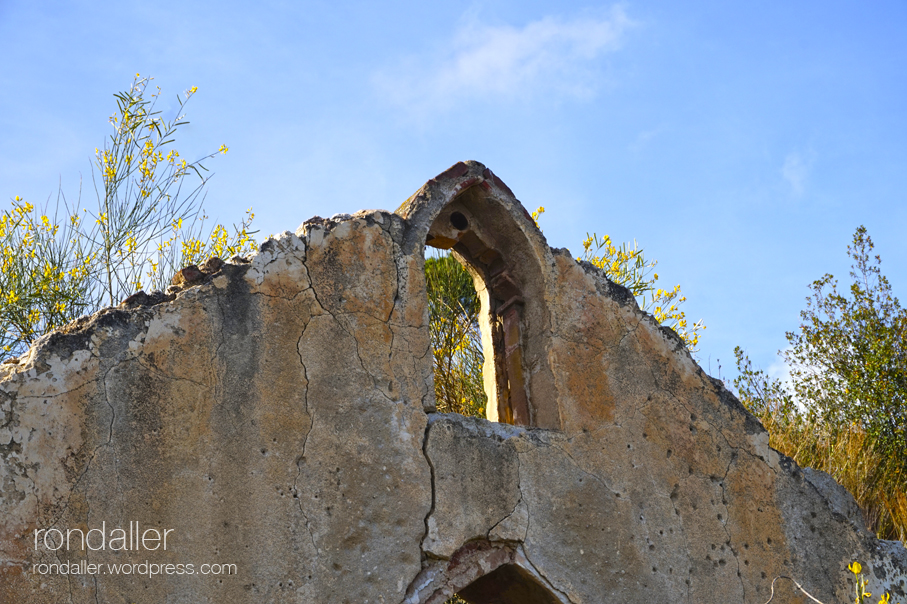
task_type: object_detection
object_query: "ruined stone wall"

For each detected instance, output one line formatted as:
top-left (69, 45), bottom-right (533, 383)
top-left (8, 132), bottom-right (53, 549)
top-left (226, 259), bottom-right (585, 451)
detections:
top-left (2, 161), bottom-right (905, 603)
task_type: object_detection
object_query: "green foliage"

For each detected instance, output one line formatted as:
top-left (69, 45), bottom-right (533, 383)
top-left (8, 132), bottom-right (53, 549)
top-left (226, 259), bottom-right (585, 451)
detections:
top-left (0, 198), bottom-right (94, 351)
top-left (581, 233), bottom-right (704, 350)
top-left (733, 347), bottom-right (795, 418)
top-left (1, 75), bottom-right (256, 362)
top-left (785, 226), bottom-right (906, 461)
top-left (734, 226), bottom-right (907, 542)
top-left (425, 250), bottom-right (486, 417)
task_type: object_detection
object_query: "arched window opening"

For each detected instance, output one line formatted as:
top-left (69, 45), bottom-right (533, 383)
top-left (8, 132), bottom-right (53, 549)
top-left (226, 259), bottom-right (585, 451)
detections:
top-left (401, 164), bottom-right (560, 429)
top-left (425, 197), bottom-right (531, 426)
top-left (442, 564), bottom-right (562, 604)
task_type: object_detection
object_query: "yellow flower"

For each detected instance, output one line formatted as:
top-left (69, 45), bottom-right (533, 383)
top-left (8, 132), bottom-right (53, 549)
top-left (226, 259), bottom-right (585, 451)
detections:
top-left (219, 144), bottom-right (228, 154)
top-left (850, 561), bottom-right (862, 575)
top-left (189, 86), bottom-right (198, 94)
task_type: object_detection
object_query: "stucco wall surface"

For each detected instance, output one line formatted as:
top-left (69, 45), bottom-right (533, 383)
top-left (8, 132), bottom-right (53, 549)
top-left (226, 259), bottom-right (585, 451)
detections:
top-left (1, 161), bottom-right (905, 603)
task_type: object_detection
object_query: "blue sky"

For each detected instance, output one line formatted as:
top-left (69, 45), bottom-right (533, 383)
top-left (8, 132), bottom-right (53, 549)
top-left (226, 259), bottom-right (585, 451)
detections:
top-left (2, 1), bottom-right (905, 383)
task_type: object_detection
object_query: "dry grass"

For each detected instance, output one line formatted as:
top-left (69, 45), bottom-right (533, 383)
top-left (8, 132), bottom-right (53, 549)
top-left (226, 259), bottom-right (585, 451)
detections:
top-left (758, 410), bottom-right (907, 543)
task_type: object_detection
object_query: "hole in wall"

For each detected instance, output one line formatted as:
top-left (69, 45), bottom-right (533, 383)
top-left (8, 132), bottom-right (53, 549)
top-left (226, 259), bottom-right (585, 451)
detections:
top-left (418, 183), bottom-right (560, 429)
top-left (443, 564), bottom-right (562, 604)
top-left (424, 200), bottom-right (532, 426)
top-left (450, 211), bottom-right (469, 231)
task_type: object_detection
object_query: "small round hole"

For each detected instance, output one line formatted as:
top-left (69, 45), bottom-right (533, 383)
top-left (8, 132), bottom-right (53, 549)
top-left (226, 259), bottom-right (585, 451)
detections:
top-left (450, 212), bottom-right (469, 230)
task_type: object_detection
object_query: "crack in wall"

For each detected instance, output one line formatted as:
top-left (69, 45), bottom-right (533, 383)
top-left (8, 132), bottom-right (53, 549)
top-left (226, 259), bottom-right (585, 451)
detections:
top-left (717, 450), bottom-right (746, 602)
top-left (550, 331), bottom-right (607, 354)
top-left (102, 365), bottom-right (125, 521)
top-left (615, 315), bottom-right (645, 353)
top-left (418, 420), bottom-right (437, 560)
top-left (295, 324), bottom-right (314, 457)
top-left (43, 363), bottom-right (120, 532)
top-left (547, 440), bottom-right (620, 497)
top-left (61, 545), bottom-right (73, 604)
top-left (664, 382), bottom-right (749, 601)
top-left (387, 237), bottom-right (404, 325)
top-left (486, 448), bottom-right (524, 541)
top-left (510, 437), bottom-right (575, 604)
top-left (133, 356), bottom-right (212, 391)
top-left (292, 458), bottom-right (318, 555)
top-left (0, 378), bottom-right (101, 529)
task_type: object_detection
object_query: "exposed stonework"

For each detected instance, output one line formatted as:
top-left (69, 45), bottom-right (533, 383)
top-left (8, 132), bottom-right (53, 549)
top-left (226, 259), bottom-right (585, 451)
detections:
top-left (1, 161), bottom-right (905, 603)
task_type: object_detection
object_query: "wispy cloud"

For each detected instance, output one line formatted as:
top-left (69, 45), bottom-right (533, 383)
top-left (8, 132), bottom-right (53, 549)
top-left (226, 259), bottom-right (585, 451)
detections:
top-left (373, 6), bottom-right (633, 118)
top-left (781, 150), bottom-right (814, 196)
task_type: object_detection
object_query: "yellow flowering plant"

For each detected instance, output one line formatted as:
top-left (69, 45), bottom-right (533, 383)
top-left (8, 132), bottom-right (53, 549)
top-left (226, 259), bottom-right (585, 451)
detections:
top-left (90, 74), bottom-right (254, 299)
top-left (849, 560), bottom-right (901, 604)
top-left (0, 196), bottom-right (94, 354)
top-left (1, 75), bottom-right (256, 362)
top-left (580, 233), bottom-right (705, 351)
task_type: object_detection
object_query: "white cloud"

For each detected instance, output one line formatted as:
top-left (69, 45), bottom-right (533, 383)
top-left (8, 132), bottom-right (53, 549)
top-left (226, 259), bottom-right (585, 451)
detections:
top-left (781, 150), bottom-right (814, 196)
top-left (373, 6), bottom-right (633, 117)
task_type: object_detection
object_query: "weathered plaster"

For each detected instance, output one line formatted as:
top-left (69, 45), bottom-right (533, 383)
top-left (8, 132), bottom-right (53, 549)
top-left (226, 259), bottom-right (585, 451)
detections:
top-left (1, 161), bottom-right (905, 603)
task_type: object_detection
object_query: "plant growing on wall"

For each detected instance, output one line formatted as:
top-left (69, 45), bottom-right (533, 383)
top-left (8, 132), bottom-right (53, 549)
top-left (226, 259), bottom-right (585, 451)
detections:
top-left (580, 233), bottom-right (705, 351)
top-left (1, 75), bottom-right (256, 362)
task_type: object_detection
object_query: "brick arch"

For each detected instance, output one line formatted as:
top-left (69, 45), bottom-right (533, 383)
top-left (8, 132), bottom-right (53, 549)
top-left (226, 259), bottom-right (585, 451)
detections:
top-left (405, 541), bottom-right (568, 604)
top-left (397, 161), bottom-right (560, 429)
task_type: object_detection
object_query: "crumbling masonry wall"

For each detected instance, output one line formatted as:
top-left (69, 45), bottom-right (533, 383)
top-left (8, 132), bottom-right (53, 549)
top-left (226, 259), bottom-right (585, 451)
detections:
top-left (1, 161), bottom-right (905, 603)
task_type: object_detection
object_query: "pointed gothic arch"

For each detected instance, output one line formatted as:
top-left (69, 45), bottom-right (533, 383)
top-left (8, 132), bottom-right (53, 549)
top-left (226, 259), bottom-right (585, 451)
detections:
top-left (398, 161), bottom-right (560, 429)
